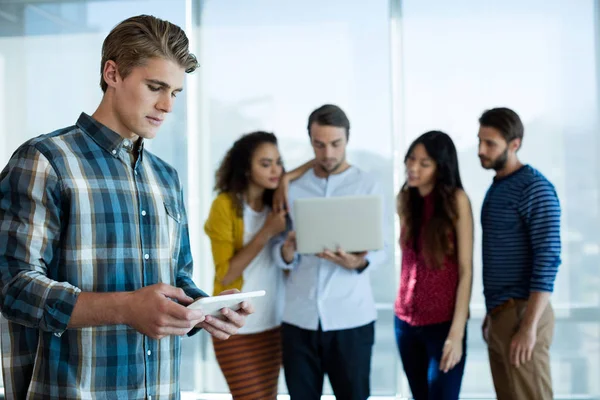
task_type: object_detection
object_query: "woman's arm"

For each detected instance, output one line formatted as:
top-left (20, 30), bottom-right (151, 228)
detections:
top-left (449, 189), bottom-right (474, 338)
top-left (273, 159), bottom-right (315, 212)
top-left (286, 158), bottom-right (314, 181)
top-left (220, 210), bottom-right (286, 286)
top-left (440, 189), bottom-right (474, 372)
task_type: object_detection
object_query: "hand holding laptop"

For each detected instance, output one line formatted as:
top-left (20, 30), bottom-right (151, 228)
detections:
top-left (281, 231), bottom-right (368, 270)
top-left (316, 248), bottom-right (368, 270)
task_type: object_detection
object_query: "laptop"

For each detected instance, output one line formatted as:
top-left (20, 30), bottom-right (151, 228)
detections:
top-left (293, 195), bottom-right (384, 254)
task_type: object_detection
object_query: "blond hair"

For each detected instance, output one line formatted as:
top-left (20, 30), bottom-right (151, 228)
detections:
top-left (100, 15), bottom-right (199, 92)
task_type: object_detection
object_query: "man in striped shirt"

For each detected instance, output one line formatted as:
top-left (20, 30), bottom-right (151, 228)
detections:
top-left (0, 15), bottom-right (252, 399)
top-left (478, 107), bottom-right (561, 400)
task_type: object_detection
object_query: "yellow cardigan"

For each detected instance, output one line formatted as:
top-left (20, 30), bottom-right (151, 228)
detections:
top-left (204, 192), bottom-right (245, 295)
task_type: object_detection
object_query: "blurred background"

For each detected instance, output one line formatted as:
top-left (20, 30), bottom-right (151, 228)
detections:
top-left (0, 0), bottom-right (598, 398)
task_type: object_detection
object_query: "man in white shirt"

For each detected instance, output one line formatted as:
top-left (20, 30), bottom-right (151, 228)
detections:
top-left (272, 104), bottom-right (387, 400)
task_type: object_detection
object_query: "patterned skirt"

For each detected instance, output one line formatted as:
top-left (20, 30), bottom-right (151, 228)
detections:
top-left (212, 326), bottom-right (282, 400)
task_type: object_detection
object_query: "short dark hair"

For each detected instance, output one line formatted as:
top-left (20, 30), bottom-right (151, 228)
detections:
top-left (478, 107), bottom-right (524, 143)
top-left (307, 104), bottom-right (350, 140)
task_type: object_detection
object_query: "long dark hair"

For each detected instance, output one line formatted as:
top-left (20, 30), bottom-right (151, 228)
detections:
top-left (398, 130), bottom-right (463, 269)
top-left (214, 131), bottom-right (280, 216)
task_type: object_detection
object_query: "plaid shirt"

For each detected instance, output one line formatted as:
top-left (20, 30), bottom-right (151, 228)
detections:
top-left (0, 113), bottom-right (207, 399)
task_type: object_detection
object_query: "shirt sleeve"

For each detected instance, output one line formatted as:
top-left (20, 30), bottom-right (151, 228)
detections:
top-left (271, 232), bottom-right (300, 271)
top-left (204, 196), bottom-right (240, 287)
top-left (0, 144), bottom-right (81, 335)
top-left (518, 178), bottom-right (562, 293)
top-left (175, 187), bottom-right (208, 300)
top-left (173, 187), bottom-right (208, 337)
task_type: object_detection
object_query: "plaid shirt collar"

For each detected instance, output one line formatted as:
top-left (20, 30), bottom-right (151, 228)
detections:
top-left (76, 112), bottom-right (145, 160)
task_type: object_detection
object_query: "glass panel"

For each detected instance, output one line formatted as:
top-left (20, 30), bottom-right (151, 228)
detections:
top-left (0, 0), bottom-right (188, 174)
top-left (400, 0), bottom-right (600, 397)
top-left (0, 0), bottom-right (192, 390)
top-left (197, 0), bottom-right (396, 394)
top-left (2, 1), bottom-right (599, 398)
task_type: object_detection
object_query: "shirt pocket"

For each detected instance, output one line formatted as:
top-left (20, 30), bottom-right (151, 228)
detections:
top-left (164, 202), bottom-right (181, 263)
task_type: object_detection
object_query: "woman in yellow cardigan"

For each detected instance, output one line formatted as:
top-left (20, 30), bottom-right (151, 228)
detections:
top-left (205, 131), bottom-right (311, 399)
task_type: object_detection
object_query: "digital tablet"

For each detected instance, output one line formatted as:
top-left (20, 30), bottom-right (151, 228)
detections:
top-left (187, 290), bottom-right (266, 317)
top-left (293, 195), bottom-right (383, 254)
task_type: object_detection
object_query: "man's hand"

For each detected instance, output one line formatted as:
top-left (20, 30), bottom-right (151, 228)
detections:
top-left (508, 292), bottom-right (549, 367)
top-left (510, 324), bottom-right (537, 367)
top-left (272, 176), bottom-right (290, 213)
top-left (124, 283), bottom-right (205, 340)
top-left (482, 314), bottom-right (490, 344)
top-left (281, 231), bottom-right (297, 264)
top-left (317, 248), bottom-right (368, 270)
top-left (199, 289), bottom-right (255, 340)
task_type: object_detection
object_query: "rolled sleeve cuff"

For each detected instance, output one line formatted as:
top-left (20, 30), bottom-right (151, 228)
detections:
top-left (274, 243), bottom-right (300, 270)
top-left (47, 284), bottom-right (82, 337)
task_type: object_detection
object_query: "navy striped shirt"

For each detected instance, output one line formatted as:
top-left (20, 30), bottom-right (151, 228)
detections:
top-left (481, 165), bottom-right (561, 312)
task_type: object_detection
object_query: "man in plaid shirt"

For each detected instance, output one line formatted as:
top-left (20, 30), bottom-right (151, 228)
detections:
top-left (0, 15), bottom-right (252, 399)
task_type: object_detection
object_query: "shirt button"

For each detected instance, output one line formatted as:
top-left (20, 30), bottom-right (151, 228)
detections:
top-left (147, 350), bottom-right (152, 356)
top-left (111, 150), bottom-right (117, 155)
top-left (142, 210), bottom-right (147, 216)
top-left (144, 254), bottom-right (149, 260)
top-left (177, 213), bottom-right (181, 219)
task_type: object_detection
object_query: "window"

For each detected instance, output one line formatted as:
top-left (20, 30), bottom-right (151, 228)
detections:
top-left (397, 0), bottom-right (600, 397)
top-left (0, 1), bottom-right (598, 398)
top-left (192, 0), bottom-right (397, 394)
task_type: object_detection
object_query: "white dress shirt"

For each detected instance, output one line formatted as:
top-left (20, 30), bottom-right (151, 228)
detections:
top-left (272, 166), bottom-right (388, 331)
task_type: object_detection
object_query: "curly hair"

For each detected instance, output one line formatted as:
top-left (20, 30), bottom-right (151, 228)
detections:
top-left (214, 131), bottom-right (280, 216)
top-left (398, 130), bottom-right (463, 269)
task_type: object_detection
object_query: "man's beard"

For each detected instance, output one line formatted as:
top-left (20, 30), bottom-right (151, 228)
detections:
top-left (322, 161), bottom-right (342, 173)
top-left (480, 149), bottom-right (508, 171)
top-left (319, 155), bottom-right (345, 174)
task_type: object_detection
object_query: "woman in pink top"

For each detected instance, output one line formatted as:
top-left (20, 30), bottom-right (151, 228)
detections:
top-left (394, 131), bottom-right (474, 400)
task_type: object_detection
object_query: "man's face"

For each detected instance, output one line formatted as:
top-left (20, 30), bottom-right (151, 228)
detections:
top-left (478, 126), bottom-right (511, 171)
top-left (111, 57), bottom-right (185, 139)
top-left (309, 123), bottom-right (348, 174)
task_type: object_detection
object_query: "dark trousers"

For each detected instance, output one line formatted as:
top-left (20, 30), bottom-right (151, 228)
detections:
top-left (281, 321), bottom-right (375, 400)
top-left (395, 316), bottom-right (467, 400)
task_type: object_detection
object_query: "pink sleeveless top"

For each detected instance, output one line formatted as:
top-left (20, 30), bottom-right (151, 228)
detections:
top-left (394, 192), bottom-right (459, 326)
